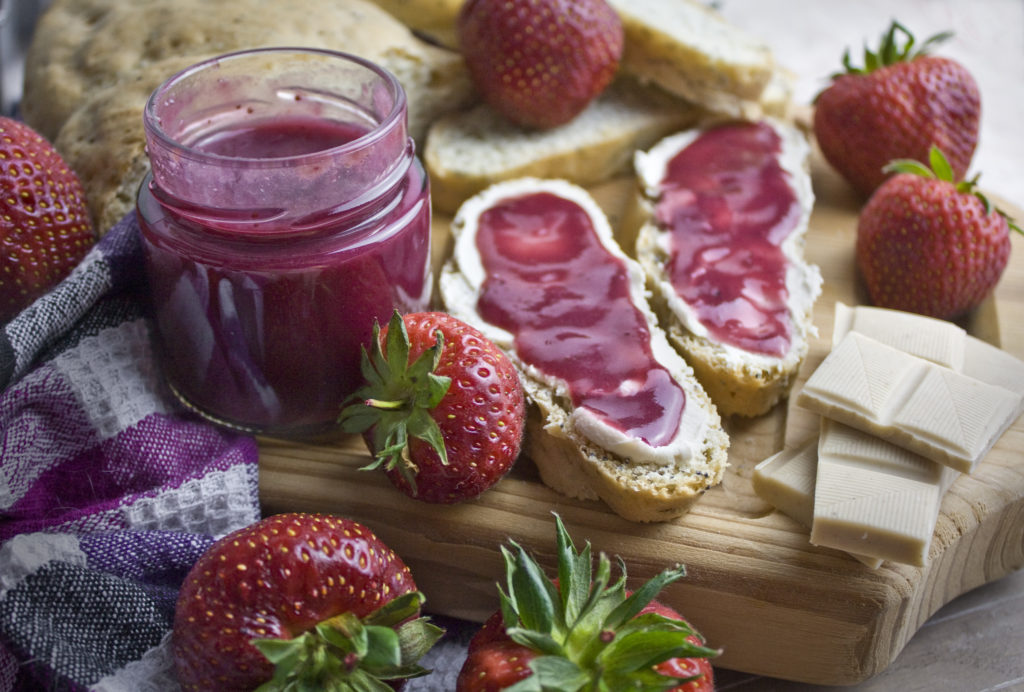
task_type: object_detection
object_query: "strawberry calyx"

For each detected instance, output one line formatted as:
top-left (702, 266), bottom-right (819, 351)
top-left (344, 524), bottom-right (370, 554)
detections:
top-left (493, 515), bottom-right (720, 691)
top-left (252, 591), bottom-right (444, 691)
top-left (833, 20), bottom-right (951, 78)
top-left (339, 310), bottom-right (452, 492)
top-left (883, 146), bottom-right (1023, 235)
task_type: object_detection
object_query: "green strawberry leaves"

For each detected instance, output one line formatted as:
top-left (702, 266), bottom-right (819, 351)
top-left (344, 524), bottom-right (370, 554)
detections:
top-left (252, 592), bottom-right (444, 691)
top-left (339, 311), bottom-right (453, 491)
top-left (837, 20), bottom-right (952, 77)
top-left (883, 146), bottom-right (1023, 234)
top-left (491, 514), bottom-right (720, 691)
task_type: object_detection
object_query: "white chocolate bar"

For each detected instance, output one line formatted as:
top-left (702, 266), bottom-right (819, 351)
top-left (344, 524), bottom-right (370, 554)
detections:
top-left (759, 304), bottom-right (1024, 566)
top-left (811, 418), bottom-right (958, 567)
top-left (831, 303), bottom-right (965, 367)
top-left (753, 439), bottom-right (882, 568)
top-left (833, 303), bottom-right (1024, 414)
top-left (797, 331), bottom-right (1021, 474)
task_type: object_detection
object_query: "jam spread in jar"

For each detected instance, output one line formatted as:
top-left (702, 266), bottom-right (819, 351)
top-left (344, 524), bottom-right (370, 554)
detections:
top-left (137, 48), bottom-right (431, 436)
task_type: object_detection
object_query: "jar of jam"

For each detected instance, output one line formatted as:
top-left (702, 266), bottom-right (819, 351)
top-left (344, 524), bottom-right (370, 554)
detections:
top-left (137, 48), bottom-right (432, 436)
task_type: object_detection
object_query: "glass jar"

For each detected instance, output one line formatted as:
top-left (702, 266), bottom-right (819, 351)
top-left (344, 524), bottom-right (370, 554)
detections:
top-left (137, 48), bottom-right (432, 436)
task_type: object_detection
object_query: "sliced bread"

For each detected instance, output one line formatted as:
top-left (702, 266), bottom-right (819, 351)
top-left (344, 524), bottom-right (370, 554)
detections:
top-left (607, 0), bottom-right (778, 119)
top-left (439, 177), bottom-right (729, 522)
top-left (631, 118), bottom-right (822, 417)
top-left (424, 78), bottom-right (704, 215)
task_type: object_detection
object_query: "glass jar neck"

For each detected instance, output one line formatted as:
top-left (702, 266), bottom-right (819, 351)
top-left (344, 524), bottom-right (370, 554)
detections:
top-left (143, 48), bottom-right (413, 237)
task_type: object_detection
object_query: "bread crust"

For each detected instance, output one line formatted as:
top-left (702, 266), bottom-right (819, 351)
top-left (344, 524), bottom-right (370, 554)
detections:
top-left (439, 177), bottom-right (730, 522)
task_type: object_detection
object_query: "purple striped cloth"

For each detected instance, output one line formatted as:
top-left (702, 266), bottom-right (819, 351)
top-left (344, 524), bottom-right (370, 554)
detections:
top-left (0, 212), bottom-right (261, 691)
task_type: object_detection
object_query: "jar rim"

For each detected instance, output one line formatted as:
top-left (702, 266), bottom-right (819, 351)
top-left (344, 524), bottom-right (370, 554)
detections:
top-left (143, 46), bottom-right (408, 166)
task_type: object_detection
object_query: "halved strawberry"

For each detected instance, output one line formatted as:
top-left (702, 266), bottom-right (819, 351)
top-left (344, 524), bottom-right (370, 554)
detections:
top-left (172, 513), bottom-right (443, 690)
top-left (455, 515), bottom-right (720, 691)
top-left (340, 311), bottom-right (525, 504)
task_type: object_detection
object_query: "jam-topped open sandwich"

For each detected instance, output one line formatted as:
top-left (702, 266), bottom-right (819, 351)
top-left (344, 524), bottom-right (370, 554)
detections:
top-left (441, 178), bottom-right (729, 523)
top-left (632, 119), bottom-right (822, 417)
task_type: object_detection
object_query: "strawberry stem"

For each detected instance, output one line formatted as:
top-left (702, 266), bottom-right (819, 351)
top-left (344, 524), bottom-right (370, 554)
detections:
top-left (363, 398), bottom-right (404, 410)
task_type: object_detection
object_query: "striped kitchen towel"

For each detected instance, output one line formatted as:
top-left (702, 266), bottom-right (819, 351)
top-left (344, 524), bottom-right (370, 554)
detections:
top-left (0, 212), bottom-right (261, 691)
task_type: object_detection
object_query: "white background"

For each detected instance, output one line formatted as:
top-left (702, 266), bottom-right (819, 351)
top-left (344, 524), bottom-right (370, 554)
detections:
top-left (711, 0), bottom-right (1024, 208)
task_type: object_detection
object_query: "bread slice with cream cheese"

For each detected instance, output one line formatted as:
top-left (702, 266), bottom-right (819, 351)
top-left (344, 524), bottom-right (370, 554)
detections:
top-left (631, 118), bottom-right (821, 417)
top-left (439, 177), bottom-right (729, 522)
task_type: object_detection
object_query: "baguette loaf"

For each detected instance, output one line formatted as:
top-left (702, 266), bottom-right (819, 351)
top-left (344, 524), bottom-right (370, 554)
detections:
top-left (425, 79), bottom-right (705, 215)
top-left (632, 118), bottom-right (821, 417)
top-left (439, 177), bottom-right (729, 522)
top-left (23, 0), bottom-right (475, 233)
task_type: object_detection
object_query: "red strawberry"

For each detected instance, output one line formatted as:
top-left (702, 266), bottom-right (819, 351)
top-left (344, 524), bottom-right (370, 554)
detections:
top-left (339, 311), bottom-right (525, 504)
top-left (856, 146), bottom-right (1021, 320)
top-left (813, 21), bottom-right (980, 197)
top-left (455, 515), bottom-right (720, 691)
top-left (1, 117), bottom-right (95, 322)
top-left (457, 0), bottom-right (624, 129)
top-left (172, 513), bottom-right (443, 691)
top-left (643, 601), bottom-right (716, 692)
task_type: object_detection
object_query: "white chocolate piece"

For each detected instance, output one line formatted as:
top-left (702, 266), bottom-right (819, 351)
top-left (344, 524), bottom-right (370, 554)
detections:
top-left (763, 304), bottom-right (1024, 567)
top-left (753, 438), bottom-right (882, 568)
top-left (831, 303), bottom-right (965, 368)
top-left (963, 336), bottom-right (1024, 418)
top-left (797, 331), bottom-right (1021, 474)
top-left (811, 419), bottom-right (958, 567)
top-left (832, 303), bottom-right (1024, 419)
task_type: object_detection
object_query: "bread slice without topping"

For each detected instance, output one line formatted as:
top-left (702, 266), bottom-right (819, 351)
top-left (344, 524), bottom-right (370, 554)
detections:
top-left (439, 177), bottom-right (729, 522)
top-left (608, 0), bottom-right (778, 119)
top-left (424, 78), bottom-right (704, 215)
top-left (631, 119), bottom-right (822, 417)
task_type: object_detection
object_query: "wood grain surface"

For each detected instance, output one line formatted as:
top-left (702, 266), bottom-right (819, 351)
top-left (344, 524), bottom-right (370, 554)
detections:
top-left (257, 148), bottom-right (1024, 686)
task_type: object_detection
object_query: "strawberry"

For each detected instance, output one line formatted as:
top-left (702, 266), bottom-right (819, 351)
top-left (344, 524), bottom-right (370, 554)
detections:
top-left (856, 146), bottom-right (1021, 320)
top-left (457, 0), bottom-right (624, 129)
top-left (455, 515), bottom-right (720, 691)
top-left (1, 117), bottom-right (95, 322)
top-left (339, 311), bottom-right (525, 504)
top-left (643, 601), bottom-right (717, 692)
top-left (172, 513), bottom-right (443, 691)
top-left (813, 21), bottom-right (980, 197)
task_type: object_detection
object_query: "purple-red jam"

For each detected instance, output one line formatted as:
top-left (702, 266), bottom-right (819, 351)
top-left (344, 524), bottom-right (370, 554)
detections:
top-left (474, 191), bottom-right (684, 447)
top-left (654, 121), bottom-right (801, 357)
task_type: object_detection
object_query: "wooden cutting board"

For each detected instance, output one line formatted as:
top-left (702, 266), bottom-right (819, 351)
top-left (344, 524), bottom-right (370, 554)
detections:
top-left (257, 149), bottom-right (1024, 686)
